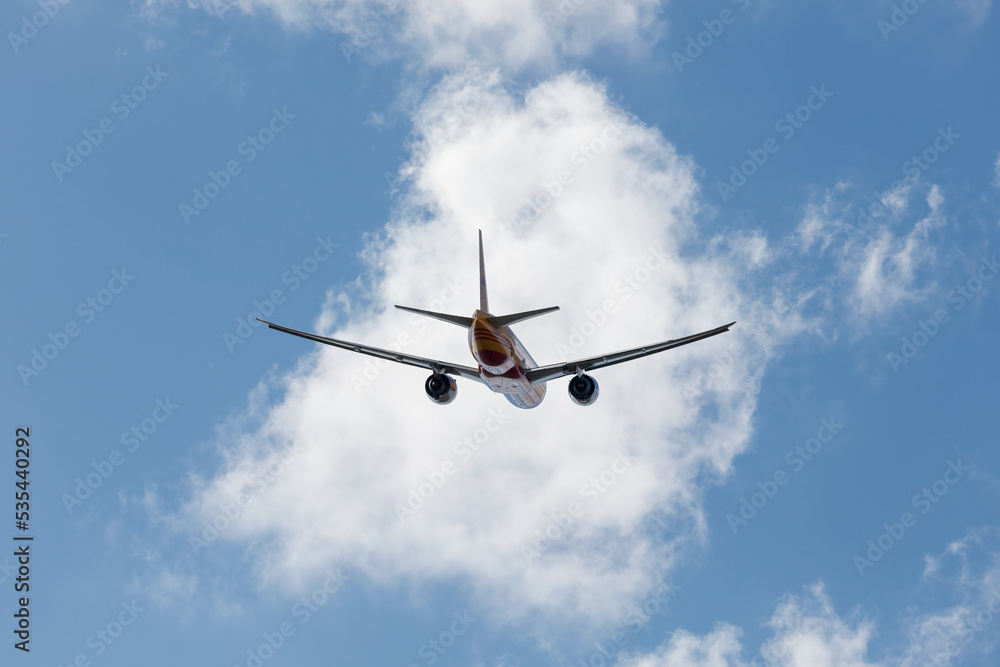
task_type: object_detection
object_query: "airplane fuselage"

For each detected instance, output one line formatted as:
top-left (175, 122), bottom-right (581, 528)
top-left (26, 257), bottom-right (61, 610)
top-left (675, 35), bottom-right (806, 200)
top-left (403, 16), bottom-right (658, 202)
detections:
top-left (469, 310), bottom-right (546, 409)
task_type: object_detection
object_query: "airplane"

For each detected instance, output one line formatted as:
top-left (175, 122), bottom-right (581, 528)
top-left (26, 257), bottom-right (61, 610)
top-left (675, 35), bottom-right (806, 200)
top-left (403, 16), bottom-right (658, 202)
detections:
top-left (256, 231), bottom-right (735, 409)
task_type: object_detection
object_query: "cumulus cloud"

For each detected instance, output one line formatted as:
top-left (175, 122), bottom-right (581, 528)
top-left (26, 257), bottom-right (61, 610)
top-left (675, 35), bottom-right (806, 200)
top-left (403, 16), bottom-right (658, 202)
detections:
top-left (153, 67), bottom-right (783, 627)
top-left (153, 0), bottom-right (664, 71)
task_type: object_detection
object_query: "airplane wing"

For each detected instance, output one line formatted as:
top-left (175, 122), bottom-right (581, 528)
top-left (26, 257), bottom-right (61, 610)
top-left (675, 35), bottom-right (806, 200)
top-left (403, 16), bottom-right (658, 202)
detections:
top-left (255, 318), bottom-right (483, 382)
top-left (524, 321), bottom-right (736, 384)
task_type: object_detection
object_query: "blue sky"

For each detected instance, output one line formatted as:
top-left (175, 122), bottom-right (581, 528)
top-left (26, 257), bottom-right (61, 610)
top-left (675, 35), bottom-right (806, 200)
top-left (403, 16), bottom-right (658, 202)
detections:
top-left (3, 0), bottom-right (1000, 665)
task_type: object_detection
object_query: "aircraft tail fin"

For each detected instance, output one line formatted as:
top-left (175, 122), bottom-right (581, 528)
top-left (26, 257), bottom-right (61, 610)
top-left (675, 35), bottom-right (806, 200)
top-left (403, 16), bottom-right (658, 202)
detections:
top-left (396, 232), bottom-right (559, 331)
top-left (479, 229), bottom-right (489, 313)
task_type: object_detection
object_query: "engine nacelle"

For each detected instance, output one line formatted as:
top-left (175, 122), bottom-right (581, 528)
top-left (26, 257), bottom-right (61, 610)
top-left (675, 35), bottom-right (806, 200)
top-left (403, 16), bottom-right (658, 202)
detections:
top-left (568, 374), bottom-right (599, 406)
top-left (425, 373), bottom-right (458, 405)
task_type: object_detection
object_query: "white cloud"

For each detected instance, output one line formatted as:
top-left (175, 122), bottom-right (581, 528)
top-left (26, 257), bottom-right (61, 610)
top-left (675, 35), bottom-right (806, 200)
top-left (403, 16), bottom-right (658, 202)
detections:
top-left (617, 623), bottom-right (748, 667)
top-left (760, 584), bottom-right (879, 667)
top-left (621, 534), bottom-right (1000, 667)
top-left (898, 528), bottom-right (1000, 666)
top-left (619, 584), bottom-right (881, 667)
top-left (155, 68), bottom-right (781, 627)
top-left (795, 182), bottom-right (852, 255)
top-left (791, 182), bottom-right (948, 324)
top-left (153, 0), bottom-right (664, 71)
top-left (849, 189), bottom-right (944, 318)
top-left (993, 151), bottom-right (1000, 188)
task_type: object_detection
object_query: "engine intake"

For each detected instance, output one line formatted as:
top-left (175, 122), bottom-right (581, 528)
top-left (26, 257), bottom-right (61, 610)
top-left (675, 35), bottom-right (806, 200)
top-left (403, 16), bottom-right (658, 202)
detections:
top-left (425, 373), bottom-right (458, 405)
top-left (568, 374), bottom-right (599, 406)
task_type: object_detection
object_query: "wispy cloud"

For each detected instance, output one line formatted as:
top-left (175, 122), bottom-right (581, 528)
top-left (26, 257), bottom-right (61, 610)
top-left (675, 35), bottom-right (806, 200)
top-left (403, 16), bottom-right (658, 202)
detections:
top-left (146, 0), bottom-right (665, 71)
top-left (790, 181), bottom-right (948, 327)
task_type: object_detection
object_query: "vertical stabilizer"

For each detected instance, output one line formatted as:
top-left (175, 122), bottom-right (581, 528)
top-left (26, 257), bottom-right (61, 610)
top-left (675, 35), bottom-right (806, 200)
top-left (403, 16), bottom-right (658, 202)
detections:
top-left (478, 229), bottom-right (489, 313)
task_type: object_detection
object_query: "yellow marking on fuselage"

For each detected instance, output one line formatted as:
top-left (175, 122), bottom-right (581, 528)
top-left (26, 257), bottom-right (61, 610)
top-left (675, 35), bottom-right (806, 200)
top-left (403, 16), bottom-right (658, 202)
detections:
top-left (467, 311), bottom-right (547, 408)
top-left (469, 311), bottom-right (527, 379)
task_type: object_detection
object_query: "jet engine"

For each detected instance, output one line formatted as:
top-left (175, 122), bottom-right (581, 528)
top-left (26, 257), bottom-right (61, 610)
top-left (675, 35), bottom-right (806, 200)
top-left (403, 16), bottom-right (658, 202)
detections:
top-left (568, 374), bottom-right (599, 406)
top-left (425, 373), bottom-right (458, 405)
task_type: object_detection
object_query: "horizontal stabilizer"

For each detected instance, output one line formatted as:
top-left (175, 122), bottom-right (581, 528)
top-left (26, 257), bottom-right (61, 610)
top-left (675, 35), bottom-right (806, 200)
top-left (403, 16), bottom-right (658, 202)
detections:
top-left (488, 306), bottom-right (560, 329)
top-left (395, 305), bottom-right (474, 329)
